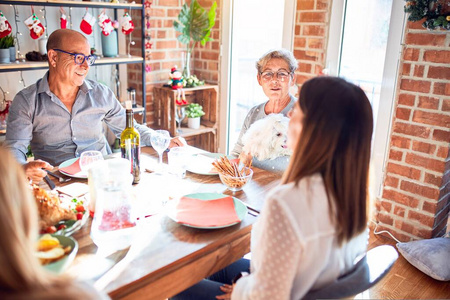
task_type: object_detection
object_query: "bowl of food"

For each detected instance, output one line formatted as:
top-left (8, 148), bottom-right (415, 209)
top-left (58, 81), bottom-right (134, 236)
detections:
top-left (218, 167), bottom-right (253, 192)
top-left (35, 234), bottom-right (78, 273)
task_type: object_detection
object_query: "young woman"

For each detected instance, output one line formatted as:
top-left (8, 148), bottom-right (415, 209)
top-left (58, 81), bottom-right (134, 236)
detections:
top-left (172, 76), bottom-right (373, 300)
top-left (0, 147), bottom-right (108, 299)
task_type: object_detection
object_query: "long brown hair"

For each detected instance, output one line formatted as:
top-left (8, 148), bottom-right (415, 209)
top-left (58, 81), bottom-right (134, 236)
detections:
top-left (282, 76), bottom-right (373, 246)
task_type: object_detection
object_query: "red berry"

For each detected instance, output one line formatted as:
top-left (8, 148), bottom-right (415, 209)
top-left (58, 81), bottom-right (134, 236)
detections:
top-left (76, 205), bottom-right (85, 212)
top-left (57, 224), bottom-right (67, 231)
top-left (46, 226), bottom-right (57, 233)
top-left (76, 213), bottom-right (83, 220)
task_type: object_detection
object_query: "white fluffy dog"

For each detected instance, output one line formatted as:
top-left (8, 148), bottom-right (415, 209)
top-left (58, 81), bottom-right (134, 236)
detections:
top-left (242, 113), bottom-right (292, 161)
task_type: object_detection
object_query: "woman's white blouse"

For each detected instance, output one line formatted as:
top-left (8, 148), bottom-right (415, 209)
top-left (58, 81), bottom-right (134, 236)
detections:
top-left (232, 174), bottom-right (368, 300)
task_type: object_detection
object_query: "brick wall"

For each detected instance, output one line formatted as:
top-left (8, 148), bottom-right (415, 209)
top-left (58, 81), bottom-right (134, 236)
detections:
top-left (127, 0), bottom-right (220, 126)
top-left (376, 20), bottom-right (450, 241)
top-left (293, 0), bottom-right (332, 86)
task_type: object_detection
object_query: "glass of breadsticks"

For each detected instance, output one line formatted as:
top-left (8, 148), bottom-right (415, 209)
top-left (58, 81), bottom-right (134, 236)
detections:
top-left (213, 156), bottom-right (253, 192)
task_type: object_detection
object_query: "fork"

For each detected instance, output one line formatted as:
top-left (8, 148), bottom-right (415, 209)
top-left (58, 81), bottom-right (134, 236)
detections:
top-left (46, 170), bottom-right (71, 183)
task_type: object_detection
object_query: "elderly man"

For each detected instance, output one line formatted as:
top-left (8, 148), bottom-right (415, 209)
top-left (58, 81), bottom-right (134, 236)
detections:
top-left (5, 29), bottom-right (184, 182)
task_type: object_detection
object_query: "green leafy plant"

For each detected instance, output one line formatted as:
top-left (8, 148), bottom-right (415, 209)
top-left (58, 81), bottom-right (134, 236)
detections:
top-left (173, 0), bottom-right (217, 77)
top-left (185, 103), bottom-right (205, 118)
top-left (0, 35), bottom-right (15, 49)
top-left (404, 0), bottom-right (450, 30)
top-left (183, 75), bottom-right (205, 88)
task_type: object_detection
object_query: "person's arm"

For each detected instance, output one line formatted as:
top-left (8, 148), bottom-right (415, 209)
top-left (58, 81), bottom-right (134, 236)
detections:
top-left (231, 198), bottom-right (302, 299)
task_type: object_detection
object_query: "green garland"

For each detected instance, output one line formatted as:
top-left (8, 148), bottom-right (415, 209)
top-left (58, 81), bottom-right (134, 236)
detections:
top-left (404, 0), bottom-right (450, 30)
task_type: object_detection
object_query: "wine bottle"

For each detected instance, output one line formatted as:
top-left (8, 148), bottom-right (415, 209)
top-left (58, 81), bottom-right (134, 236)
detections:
top-left (120, 102), bottom-right (140, 184)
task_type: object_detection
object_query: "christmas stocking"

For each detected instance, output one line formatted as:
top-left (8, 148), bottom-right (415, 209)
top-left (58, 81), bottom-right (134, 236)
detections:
top-left (24, 13), bottom-right (45, 39)
top-left (98, 11), bottom-right (114, 36)
top-left (0, 11), bottom-right (12, 38)
top-left (121, 12), bottom-right (134, 35)
top-left (80, 11), bottom-right (96, 35)
top-left (60, 8), bottom-right (67, 29)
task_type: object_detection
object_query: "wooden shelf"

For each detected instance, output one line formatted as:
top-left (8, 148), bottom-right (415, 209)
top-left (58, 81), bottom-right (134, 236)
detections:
top-left (153, 85), bottom-right (219, 152)
top-left (1, 0), bottom-right (142, 9)
top-left (0, 55), bottom-right (143, 72)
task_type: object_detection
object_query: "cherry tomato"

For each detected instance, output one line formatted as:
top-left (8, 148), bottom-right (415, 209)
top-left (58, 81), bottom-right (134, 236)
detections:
top-left (76, 205), bottom-right (85, 213)
top-left (76, 213), bottom-right (83, 220)
top-left (57, 224), bottom-right (67, 231)
top-left (46, 226), bottom-right (57, 233)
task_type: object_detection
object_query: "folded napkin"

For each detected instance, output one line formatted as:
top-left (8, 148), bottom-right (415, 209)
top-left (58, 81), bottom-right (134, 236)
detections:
top-left (175, 196), bottom-right (240, 227)
top-left (59, 158), bottom-right (81, 175)
top-left (56, 182), bottom-right (89, 198)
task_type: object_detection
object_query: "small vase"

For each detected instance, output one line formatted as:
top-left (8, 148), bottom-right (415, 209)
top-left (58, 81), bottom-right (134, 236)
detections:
top-left (182, 51), bottom-right (191, 78)
top-left (9, 46), bottom-right (16, 62)
top-left (187, 117), bottom-right (200, 129)
top-left (101, 30), bottom-right (118, 57)
top-left (38, 38), bottom-right (47, 55)
top-left (0, 48), bottom-right (10, 64)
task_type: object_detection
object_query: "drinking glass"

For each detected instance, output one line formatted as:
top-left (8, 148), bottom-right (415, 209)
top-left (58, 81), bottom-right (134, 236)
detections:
top-left (174, 106), bottom-right (186, 133)
top-left (150, 130), bottom-right (171, 170)
top-left (168, 147), bottom-right (189, 178)
top-left (80, 150), bottom-right (104, 174)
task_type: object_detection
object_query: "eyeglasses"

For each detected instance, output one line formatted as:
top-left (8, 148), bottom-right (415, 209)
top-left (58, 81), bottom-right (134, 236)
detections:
top-left (53, 49), bottom-right (96, 66)
top-left (259, 70), bottom-right (292, 82)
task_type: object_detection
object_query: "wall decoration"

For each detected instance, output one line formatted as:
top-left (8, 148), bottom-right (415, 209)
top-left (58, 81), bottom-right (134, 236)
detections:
top-left (24, 11), bottom-right (45, 39)
top-left (404, 0), bottom-right (450, 30)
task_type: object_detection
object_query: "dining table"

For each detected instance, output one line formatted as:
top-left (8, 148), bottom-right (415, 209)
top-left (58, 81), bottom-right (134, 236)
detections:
top-left (51, 146), bottom-right (282, 300)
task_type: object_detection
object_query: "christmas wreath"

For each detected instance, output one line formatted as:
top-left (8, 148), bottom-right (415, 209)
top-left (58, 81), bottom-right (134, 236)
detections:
top-left (404, 0), bottom-right (450, 30)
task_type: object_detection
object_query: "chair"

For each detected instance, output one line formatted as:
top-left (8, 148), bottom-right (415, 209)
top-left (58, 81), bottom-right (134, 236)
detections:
top-left (302, 245), bottom-right (398, 300)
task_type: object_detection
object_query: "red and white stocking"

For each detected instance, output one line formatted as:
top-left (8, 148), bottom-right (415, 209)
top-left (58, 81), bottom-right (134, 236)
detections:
top-left (121, 12), bottom-right (134, 35)
top-left (60, 8), bottom-right (67, 29)
top-left (98, 11), bottom-right (114, 36)
top-left (0, 11), bottom-right (12, 38)
top-left (24, 13), bottom-right (45, 39)
top-left (80, 11), bottom-right (96, 35)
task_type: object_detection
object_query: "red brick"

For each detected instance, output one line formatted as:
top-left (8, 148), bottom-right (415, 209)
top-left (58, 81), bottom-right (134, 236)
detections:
top-left (412, 141), bottom-right (437, 155)
top-left (157, 31), bottom-right (167, 39)
top-left (423, 50), bottom-right (450, 63)
top-left (385, 175), bottom-right (399, 188)
top-left (403, 48), bottom-right (420, 61)
top-left (295, 25), bottom-right (301, 35)
top-left (424, 173), bottom-right (443, 187)
top-left (413, 110), bottom-right (450, 128)
top-left (298, 0), bottom-right (315, 10)
top-left (402, 63), bottom-right (411, 76)
top-left (423, 201), bottom-right (437, 214)
top-left (400, 180), bottom-right (440, 200)
top-left (201, 51), bottom-right (219, 60)
top-left (315, 65), bottom-right (323, 75)
top-left (386, 162), bottom-right (421, 180)
top-left (151, 51), bottom-right (166, 60)
top-left (299, 12), bottom-right (326, 22)
top-left (393, 205), bottom-right (406, 217)
top-left (428, 66), bottom-right (450, 80)
top-left (398, 94), bottom-right (415, 106)
top-left (377, 212), bottom-right (394, 226)
top-left (391, 135), bottom-right (411, 149)
top-left (437, 146), bottom-right (449, 159)
top-left (393, 122), bottom-right (431, 139)
top-left (294, 37), bottom-right (306, 48)
top-left (299, 63), bottom-right (312, 73)
top-left (405, 33), bottom-right (446, 47)
top-left (303, 25), bottom-right (325, 36)
top-left (376, 223), bottom-right (414, 242)
top-left (294, 50), bottom-right (320, 62)
top-left (316, 0), bottom-right (329, 10)
top-left (394, 220), bottom-right (415, 235)
top-left (408, 210), bottom-right (435, 227)
top-left (163, 20), bottom-right (173, 28)
top-left (433, 82), bottom-right (450, 96)
top-left (308, 38), bottom-right (323, 49)
top-left (395, 107), bottom-right (411, 120)
top-left (161, 0), bottom-right (180, 6)
top-left (406, 153), bottom-right (446, 173)
top-left (151, 8), bottom-right (166, 17)
top-left (379, 200), bottom-right (393, 213)
top-left (389, 149), bottom-right (403, 161)
top-left (155, 40), bottom-right (178, 49)
top-left (167, 9), bottom-right (180, 17)
top-left (382, 189), bottom-right (420, 208)
top-left (433, 129), bottom-right (450, 142)
top-left (413, 65), bottom-right (425, 77)
top-left (443, 99), bottom-right (450, 112)
top-left (207, 61), bottom-right (218, 71)
top-left (418, 96), bottom-right (440, 109)
top-left (400, 79), bottom-right (431, 93)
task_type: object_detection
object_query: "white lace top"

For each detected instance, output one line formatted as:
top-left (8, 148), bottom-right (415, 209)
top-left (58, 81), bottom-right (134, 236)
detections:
top-left (232, 174), bottom-right (368, 300)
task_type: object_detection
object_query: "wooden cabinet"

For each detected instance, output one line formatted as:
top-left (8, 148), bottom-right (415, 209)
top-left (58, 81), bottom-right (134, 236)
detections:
top-left (153, 85), bottom-right (219, 152)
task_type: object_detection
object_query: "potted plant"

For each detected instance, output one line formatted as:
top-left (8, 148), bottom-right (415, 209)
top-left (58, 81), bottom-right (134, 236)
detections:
top-left (0, 35), bottom-right (14, 64)
top-left (173, 0), bottom-right (217, 78)
top-left (185, 103), bottom-right (205, 129)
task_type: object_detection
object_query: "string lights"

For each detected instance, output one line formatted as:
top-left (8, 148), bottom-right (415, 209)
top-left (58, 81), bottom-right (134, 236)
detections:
top-left (12, 5), bottom-right (24, 62)
top-left (19, 71), bottom-right (26, 88)
top-left (69, 7), bottom-right (73, 29)
top-left (39, 7), bottom-right (48, 39)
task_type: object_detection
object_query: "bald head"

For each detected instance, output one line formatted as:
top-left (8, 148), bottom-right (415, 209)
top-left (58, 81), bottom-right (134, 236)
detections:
top-left (46, 29), bottom-right (89, 53)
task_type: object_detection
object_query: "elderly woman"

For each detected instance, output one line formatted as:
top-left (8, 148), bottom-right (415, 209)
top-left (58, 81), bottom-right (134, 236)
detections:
top-left (231, 49), bottom-right (297, 172)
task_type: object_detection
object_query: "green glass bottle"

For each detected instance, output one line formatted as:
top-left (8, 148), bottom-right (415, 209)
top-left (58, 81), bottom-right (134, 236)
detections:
top-left (120, 109), bottom-right (140, 184)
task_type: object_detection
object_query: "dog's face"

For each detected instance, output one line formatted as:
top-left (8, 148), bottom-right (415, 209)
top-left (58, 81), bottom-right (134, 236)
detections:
top-left (271, 120), bottom-right (289, 152)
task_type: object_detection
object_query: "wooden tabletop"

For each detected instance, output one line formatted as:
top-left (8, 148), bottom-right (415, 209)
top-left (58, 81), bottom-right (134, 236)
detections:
top-left (58, 147), bottom-right (281, 299)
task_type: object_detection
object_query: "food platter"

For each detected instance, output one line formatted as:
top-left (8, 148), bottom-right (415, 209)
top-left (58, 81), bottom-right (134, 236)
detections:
top-left (185, 153), bottom-right (237, 175)
top-left (39, 234), bottom-right (79, 274)
top-left (58, 158), bottom-right (87, 179)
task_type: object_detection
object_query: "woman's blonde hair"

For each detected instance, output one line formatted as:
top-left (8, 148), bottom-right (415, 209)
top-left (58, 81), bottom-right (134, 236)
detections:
top-left (282, 77), bottom-right (373, 246)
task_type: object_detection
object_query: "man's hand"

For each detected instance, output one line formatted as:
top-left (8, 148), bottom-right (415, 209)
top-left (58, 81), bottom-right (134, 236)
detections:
top-left (24, 160), bottom-right (53, 183)
top-left (169, 136), bottom-right (187, 148)
top-left (216, 284), bottom-right (234, 300)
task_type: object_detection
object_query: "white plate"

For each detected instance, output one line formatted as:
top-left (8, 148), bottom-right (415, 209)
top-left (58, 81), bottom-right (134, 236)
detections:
top-left (58, 158), bottom-right (87, 179)
top-left (166, 192), bottom-right (248, 229)
top-left (185, 153), bottom-right (237, 176)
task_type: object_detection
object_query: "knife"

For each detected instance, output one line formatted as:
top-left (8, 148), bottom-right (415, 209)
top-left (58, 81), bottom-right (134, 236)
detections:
top-left (244, 203), bottom-right (260, 215)
top-left (43, 175), bottom-right (56, 190)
